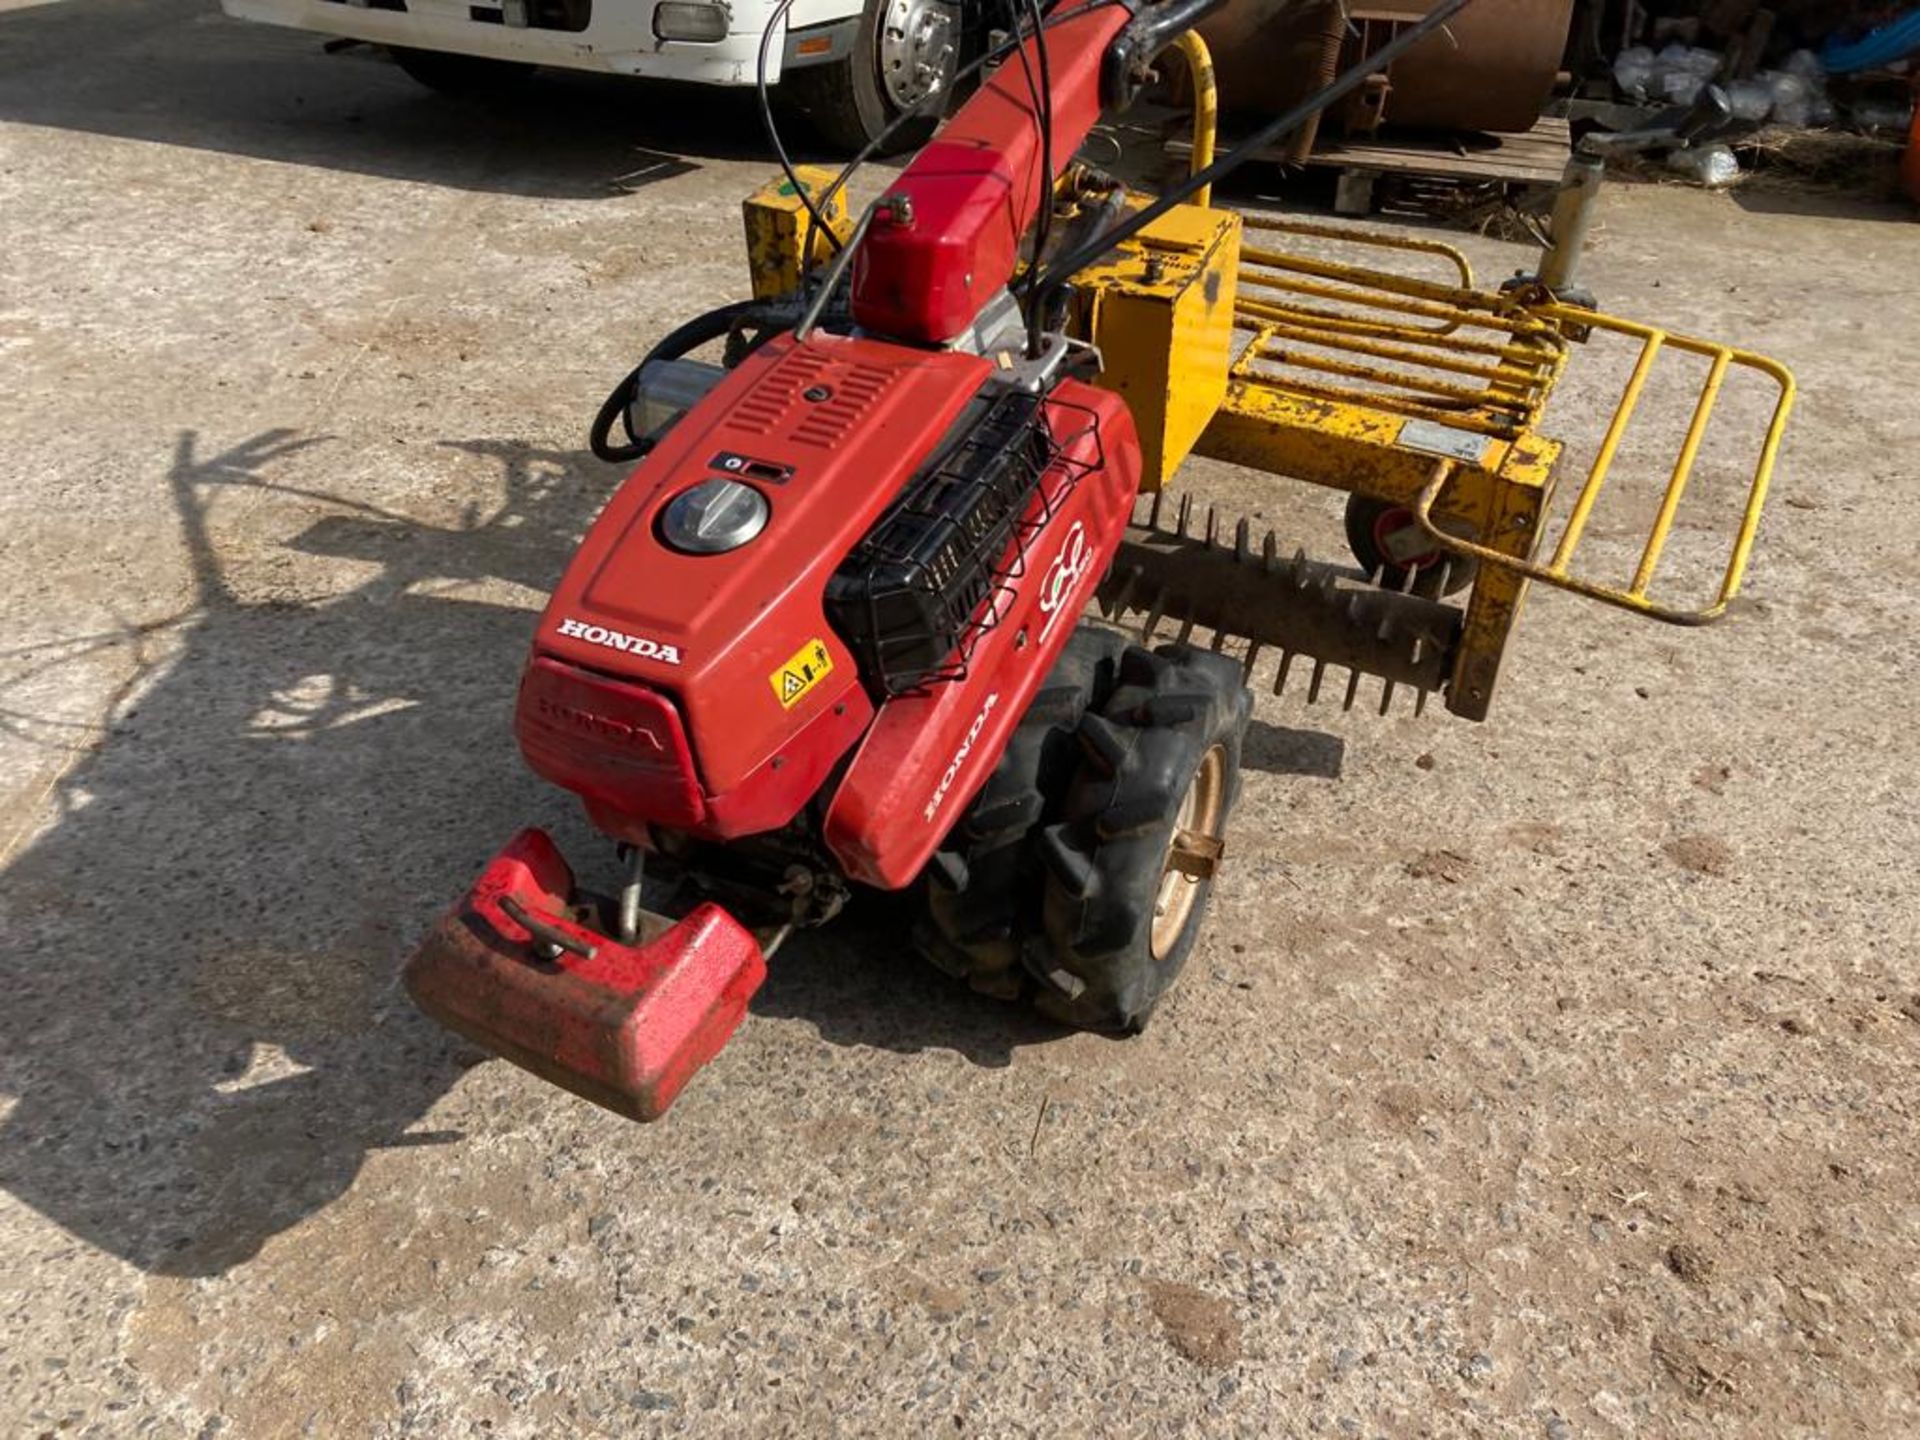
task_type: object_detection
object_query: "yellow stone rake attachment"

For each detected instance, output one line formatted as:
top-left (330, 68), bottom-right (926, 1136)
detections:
top-left (1093, 211), bottom-right (1796, 721)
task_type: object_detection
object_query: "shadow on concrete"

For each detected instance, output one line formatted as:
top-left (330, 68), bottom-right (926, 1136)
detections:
top-left (751, 895), bottom-right (1076, 1071)
top-left (1242, 717), bottom-right (1344, 780)
top-left (0, 426), bottom-right (622, 1277)
top-left (0, 0), bottom-right (781, 199)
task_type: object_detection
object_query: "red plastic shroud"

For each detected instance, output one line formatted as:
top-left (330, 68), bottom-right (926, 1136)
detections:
top-left (520, 333), bottom-right (991, 843)
top-left (850, 1), bottom-right (1129, 344)
top-left (403, 828), bottom-right (767, 1121)
top-left (826, 378), bottom-right (1140, 888)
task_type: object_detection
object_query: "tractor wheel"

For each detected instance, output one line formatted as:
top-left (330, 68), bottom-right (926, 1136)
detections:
top-left (1031, 643), bottom-right (1252, 1033)
top-left (389, 47), bottom-right (536, 98)
top-left (1344, 494), bottom-right (1476, 598)
top-left (915, 624), bottom-right (1128, 999)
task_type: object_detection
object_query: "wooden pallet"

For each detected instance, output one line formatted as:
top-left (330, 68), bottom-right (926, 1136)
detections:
top-left (1172, 115), bottom-right (1571, 215)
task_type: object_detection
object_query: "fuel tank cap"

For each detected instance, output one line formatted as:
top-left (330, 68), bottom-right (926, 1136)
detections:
top-left (660, 478), bottom-right (769, 555)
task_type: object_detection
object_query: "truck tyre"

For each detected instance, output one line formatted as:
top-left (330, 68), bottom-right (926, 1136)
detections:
top-left (915, 624), bottom-right (1128, 1000)
top-left (389, 47), bottom-right (536, 98)
top-left (783, 0), bottom-right (960, 156)
top-left (1032, 643), bottom-right (1252, 1033)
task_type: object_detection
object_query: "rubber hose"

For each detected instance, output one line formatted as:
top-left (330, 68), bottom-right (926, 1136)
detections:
top-left (589, 299), bottom-right (776, 464)
top-left (1823, 8), bottom-right (1920, 75)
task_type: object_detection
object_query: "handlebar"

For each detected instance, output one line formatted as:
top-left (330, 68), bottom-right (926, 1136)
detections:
top-left (1101, 0), bottom-right (1231, 111)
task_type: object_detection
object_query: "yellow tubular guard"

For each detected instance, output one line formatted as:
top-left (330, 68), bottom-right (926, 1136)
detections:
top-left (1411, 306), bottom-right (1796, 625)
top-left (1171, 31), bottom-right (1215, 210)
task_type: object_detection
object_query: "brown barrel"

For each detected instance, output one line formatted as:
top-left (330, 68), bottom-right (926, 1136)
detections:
top-left (1195, 0), bottom-right (1575, 136)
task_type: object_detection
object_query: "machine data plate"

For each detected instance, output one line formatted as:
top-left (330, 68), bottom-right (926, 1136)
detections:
top-left (1395, 419), bottom-right (1493, 466)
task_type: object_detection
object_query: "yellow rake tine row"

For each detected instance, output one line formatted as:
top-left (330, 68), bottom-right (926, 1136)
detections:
top-left (1237, 272), bottom-right (1525, 335)
top-left (1252, 342), bottom-right (1537, 410)
top-left (1255, 322), bottom-right (1551, 387)
top-left (1630, 348), bottom-right (1729, 597)
top-left (1238, 214), bottom-right (1477, 291)
top-left (1238, 370), bottom-right (1528, 436)
top-left (1235, 298), bottom-right (1550, 359)
top-left (1238, 244), bottom-right (1492, 310)
top-left (1549, 329), bottom-right (1665, 574)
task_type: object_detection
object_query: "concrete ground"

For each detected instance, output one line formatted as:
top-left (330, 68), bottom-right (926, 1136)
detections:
top-left (3, 3), bottom-right (1917, 1436)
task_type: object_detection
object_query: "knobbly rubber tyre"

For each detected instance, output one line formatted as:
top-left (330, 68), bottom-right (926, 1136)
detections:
top-left (389, 48), bottom-right (536, 98)
top-left (1032, 643), bottom-right (1252, 1033)
top-left (1343, 494), bottom-right (1476, 599)
top-left (915, 624), bottom-right (1128, 999)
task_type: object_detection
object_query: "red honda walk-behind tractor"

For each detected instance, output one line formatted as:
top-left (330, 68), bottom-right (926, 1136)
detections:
top-left (403, 0), bottom-right (1793, 1119)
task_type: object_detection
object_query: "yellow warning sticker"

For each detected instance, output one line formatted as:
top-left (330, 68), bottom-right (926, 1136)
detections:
top-left (770, 638), bottom-right (835, 710)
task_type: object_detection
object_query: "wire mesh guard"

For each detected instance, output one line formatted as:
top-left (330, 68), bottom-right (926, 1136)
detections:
top-left (825, 389), bottom-right (1105, 696)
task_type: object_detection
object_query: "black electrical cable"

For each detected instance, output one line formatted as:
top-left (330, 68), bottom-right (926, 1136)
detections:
top-left (756, 0), bottom-right (844, 257)
top-left (1025, 0), bottom-right (1476, 353)
top-left (1022, 0), bottom-right (1056, 313)
top-left (796, 0), bottom-right (1128, 293)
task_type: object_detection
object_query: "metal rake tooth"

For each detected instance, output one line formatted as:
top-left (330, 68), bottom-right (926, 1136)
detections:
top-left (1142, 595), bottom-right (1167, 642)
top-left (1175, 614), bottom-right (1196, 644)
top-left (1307, 658), bottom-right (1327, 704)
top-left (1106, 565), bottom-right (1142, 618)
top-left (1368, 564), bottom-right (1387, 590)
top-left (1209, 628), bottom-right (1227, 653)
top-left (1378, 678), bottom-right (1397, 717)
top-left (1177, 493), bottom-right (1193, 537)
top-left (1147, 491), bottom-right (1164, 529)
top-left (1274, 649), bottom-right (1296, 696)
top-left (1438, 557), bottom-right (1455, 594)
top-left (1205, 505), bottom-right (1219, 550)
top-left (1415, 687), bottom-right (1431, 717)
top-left (1243, 641), bottom-right (1263, 677)
top-left (1341, 667), bottom-right (1361, 712)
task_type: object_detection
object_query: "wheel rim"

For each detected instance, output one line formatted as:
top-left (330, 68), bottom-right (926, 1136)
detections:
top-left (879, 0), bottom-right (957, 111)
top-left (1151, 744), bottom-right (1227, 961)
top-left (1370, 504), bottom-right (1443, 573)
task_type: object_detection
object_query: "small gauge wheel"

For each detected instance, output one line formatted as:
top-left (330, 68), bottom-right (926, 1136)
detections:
top-left (1344, 495), bottom-right (1476, 598)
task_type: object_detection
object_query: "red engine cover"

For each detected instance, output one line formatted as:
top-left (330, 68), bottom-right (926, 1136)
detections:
top-left (850, 3), bottom-right (1129, 344)
top-left (523, 332), bottom-right (992, 841)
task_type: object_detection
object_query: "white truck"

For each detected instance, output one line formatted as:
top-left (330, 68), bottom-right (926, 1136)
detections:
top-left (218, 0), bottom-right (963, 151)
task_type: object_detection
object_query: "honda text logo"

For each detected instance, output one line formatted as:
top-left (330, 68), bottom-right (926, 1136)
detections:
top-left (925, 692), bottom-right (999, 824)
top-left (556, 617), bottom-right (683, 665)
top-left (533, 696), bottom-right (665, 752)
